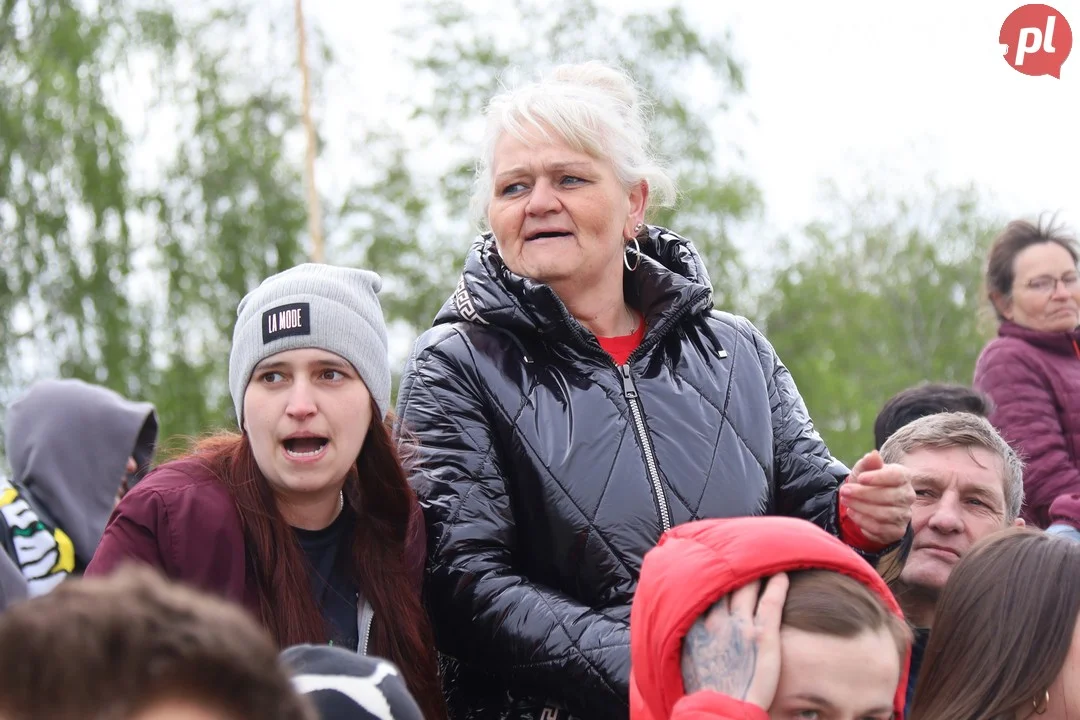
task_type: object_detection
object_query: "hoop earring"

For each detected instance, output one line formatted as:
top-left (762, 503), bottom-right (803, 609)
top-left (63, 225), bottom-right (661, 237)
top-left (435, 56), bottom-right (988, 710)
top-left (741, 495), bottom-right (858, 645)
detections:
top-left (634, 222), bottom-right (644, 234)
top-left (1034, 689), bottom-right (1050, 715)
top-left (624, 236), bottom-right (641, 272)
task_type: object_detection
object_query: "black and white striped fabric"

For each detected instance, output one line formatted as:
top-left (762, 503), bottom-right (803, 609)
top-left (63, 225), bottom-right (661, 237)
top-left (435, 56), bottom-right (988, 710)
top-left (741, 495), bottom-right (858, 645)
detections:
top-left (281, 644), bottom-right (424, 720)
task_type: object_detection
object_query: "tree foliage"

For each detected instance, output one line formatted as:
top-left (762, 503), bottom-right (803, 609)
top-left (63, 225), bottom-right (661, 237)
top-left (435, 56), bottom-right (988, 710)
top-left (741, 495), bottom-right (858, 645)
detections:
top-left (0, 0), bottom-right (317, 449)
top-left (761, 182), bottom-right (1001, 465)
top-left (1, 0), bottom-right (143, 396)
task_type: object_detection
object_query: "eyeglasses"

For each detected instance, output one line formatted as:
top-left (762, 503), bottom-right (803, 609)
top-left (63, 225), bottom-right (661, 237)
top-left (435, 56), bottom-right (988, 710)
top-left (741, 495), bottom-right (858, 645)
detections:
top-left (1023, 272), bottom-right (1080, 295)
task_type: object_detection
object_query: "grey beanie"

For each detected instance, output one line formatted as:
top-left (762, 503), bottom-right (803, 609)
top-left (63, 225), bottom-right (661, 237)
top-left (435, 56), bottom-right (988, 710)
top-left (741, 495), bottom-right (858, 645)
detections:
top-left (228, 263), bottom-right (390, 425)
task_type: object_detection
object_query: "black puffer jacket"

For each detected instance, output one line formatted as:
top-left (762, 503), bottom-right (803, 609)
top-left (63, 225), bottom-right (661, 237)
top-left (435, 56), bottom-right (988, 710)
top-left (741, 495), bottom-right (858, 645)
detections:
top-left (398, 227), bottom-right (852, 720)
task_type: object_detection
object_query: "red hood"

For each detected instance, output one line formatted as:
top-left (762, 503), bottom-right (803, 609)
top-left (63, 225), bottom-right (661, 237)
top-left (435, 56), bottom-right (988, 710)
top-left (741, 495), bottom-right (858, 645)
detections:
top-left (630, 517), bottom-right (910, 719)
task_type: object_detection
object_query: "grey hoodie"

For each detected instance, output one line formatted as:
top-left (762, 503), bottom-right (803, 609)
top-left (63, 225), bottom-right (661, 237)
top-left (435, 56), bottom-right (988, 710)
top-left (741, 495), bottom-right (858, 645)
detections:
top-left (5, 379), bottom-right (158, 569)
top-left (0, 549), bottom-right (27, 611)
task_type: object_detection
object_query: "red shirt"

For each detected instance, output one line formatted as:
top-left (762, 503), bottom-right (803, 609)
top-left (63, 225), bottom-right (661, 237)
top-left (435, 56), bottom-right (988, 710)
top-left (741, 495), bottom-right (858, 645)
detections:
top-left (597, 320), bottom-right (647, 366)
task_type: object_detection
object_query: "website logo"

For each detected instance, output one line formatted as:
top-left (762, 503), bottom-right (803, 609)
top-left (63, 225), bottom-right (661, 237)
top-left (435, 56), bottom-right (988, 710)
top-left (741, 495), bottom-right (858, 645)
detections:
top-left (1000, 4), bottom-right (1072, 78)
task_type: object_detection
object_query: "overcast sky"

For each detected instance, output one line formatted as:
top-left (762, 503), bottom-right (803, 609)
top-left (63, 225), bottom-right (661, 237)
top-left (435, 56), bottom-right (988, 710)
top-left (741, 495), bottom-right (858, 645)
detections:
top-left (306, 0), bottom-right (1079, 243)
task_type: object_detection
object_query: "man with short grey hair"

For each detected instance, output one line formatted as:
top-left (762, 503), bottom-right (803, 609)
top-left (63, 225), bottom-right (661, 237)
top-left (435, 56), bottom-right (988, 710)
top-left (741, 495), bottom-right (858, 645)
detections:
top-left (880, 411), bottom-right (1025, 715)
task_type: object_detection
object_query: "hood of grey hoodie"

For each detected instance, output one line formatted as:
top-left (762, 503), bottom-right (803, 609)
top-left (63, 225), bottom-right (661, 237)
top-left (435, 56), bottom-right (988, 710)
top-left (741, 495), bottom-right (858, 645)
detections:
top-left (5, 379), bottom-right (158, 566)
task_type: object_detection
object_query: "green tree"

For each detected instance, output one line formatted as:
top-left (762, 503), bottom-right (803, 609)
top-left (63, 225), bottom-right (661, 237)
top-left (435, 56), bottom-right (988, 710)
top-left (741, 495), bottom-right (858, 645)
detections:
top-left (1, 0), bottom-right (321, 454)
top-left (337, 0), bottom-right (763, 367)
top-left (0, 0), bottom-right (146, 402)
top-left (761, 181), bottom-right (1001, 465)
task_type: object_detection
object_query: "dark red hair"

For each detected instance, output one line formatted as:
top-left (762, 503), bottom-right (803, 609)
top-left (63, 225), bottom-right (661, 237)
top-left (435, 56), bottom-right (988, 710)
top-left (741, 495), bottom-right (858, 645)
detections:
top-left (189, 400), bottom-right (446, 720)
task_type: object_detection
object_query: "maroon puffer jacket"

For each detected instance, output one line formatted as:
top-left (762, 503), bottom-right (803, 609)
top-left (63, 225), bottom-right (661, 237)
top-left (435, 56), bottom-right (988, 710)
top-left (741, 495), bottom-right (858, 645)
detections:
top-left (974, 321), bottom-right (1080, 527)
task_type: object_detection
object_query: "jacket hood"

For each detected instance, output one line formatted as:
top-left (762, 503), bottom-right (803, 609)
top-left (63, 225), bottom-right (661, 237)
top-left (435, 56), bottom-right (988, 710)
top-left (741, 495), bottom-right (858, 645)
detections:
top-left (5, 379), bottom-right (158, 566)
top-left (629, 516), bottom-right (909, 720)
top-left (435, 226), bottom-right (714, 353)
top-left (281, 644), bottom-right (423, 720)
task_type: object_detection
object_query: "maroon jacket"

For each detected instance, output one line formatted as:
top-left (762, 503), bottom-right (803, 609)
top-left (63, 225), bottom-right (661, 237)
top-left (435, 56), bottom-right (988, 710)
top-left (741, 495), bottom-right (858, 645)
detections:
top-left (85, 457), bottom-right (427, 632)
top-left (974, 321), bottom-right (1080, 527)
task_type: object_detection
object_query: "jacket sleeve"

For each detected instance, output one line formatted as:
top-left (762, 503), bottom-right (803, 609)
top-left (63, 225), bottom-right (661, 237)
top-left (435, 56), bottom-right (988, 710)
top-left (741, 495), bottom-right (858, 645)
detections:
top-left (744, 320), bottom-right (845, 535)
top-left (397, 334), bottom-right (630, 720)
top-left (1050, 494), bottom-right (1080, 529)
top-left (405, 498), bottom-right (427, 596)
top-left (670, 692), bottom-right (769, 720)
top-left (976, 342), bottom-right (1080, 526)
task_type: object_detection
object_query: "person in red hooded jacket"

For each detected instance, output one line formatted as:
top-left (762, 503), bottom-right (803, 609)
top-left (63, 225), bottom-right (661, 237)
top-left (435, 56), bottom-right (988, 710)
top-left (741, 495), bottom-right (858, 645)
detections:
top-left (630, 516), bottom-right (911, 720)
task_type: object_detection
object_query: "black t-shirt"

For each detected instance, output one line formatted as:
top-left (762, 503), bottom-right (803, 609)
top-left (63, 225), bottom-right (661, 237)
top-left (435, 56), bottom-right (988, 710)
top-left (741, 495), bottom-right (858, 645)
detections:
top-left (294, 508), bottom-right (360, 651)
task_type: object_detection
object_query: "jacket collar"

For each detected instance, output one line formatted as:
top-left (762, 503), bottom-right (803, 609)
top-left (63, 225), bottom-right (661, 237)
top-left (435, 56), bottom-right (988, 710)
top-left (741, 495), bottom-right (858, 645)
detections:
top-left (435, 226), bottom-right (714, 355)
top-left (998, 320), bottom-right (1080, 357)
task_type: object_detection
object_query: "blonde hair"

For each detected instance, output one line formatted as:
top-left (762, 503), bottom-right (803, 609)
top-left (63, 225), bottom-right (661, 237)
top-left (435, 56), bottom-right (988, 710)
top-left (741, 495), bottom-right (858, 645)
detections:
top-left (470, 61), bottom-right (677, 227)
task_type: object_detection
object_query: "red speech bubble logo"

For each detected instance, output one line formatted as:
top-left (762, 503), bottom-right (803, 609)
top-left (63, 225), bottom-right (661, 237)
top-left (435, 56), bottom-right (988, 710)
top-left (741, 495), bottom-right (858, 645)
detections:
top-left (1001, 4), bottom-right (1073, 78)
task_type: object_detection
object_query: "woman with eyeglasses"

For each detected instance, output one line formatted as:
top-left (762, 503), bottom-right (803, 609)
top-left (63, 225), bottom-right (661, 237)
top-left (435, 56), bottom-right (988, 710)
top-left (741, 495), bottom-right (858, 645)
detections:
top-left (974, 218), bottom-right (1080, 534)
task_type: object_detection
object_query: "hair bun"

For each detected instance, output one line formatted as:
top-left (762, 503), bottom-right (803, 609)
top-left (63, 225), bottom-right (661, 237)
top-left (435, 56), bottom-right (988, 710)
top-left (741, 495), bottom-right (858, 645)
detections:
top-left (549, 61), bottom-right (640, 112)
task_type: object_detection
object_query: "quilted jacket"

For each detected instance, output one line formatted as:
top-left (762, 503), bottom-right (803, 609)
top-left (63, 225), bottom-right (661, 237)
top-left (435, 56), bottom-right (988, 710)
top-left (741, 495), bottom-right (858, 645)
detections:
top-left (974, 321), bottom-right (1080, 527)
top-left (397, 227), bottom-right (853, 720)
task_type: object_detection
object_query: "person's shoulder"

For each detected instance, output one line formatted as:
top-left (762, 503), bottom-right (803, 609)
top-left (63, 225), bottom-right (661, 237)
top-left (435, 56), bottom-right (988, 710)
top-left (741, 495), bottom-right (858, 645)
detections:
top-left (126, 457), bottom-right (233, 509)
top-left (408, 321), bottom-right (523, 368)
top-left (117, 458), bottom-right (244, 554)
top-left (978, 333), bottom-right (1042, 366)
top-left (974, 335), bottom-right (1051, 393)
top-left (704, 310), bottom-right (771, 353)
top-left (705, 309), bottom-right (756, 335)
top-left (410, 322), bottom-right (470, 355)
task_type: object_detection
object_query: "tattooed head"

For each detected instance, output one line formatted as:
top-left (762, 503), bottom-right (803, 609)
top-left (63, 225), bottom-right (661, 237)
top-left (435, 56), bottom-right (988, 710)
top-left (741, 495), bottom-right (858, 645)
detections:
top-left (631, 515), bottom-right (912, 720)
top-left (680, 570), bottom-right (910, 720)
top-left (772, 570), bottom-right (911, 720)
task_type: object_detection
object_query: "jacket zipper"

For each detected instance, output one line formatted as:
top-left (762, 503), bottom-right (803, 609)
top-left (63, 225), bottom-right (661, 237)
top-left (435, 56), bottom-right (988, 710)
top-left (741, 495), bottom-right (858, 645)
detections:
top-left (541, 280), bottom-right (708, 533)
top-left (359, 606), bottom-right (374, 655)
top-left (610, 296), bottom-right (709, 535)
top-left (619, 363), bottom-right (671, 532)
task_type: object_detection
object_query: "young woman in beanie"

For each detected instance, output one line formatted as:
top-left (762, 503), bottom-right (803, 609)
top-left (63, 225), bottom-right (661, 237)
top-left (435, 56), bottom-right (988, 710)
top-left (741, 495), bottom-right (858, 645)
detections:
top-left (86, 264), bottom-right (447, 720)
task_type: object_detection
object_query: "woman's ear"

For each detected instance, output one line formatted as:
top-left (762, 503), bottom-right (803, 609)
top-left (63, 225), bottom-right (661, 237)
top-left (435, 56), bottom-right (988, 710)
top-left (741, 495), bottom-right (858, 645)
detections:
top-left (623, 181), bottom-right (649, 239)
top-left (990, 291), bottom-right (1014, 321)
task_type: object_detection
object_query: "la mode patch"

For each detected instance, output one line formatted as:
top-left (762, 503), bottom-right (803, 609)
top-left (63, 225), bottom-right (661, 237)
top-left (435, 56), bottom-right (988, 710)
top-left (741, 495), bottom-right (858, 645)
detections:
top-left (263, 302), bottom-right (311, 343)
